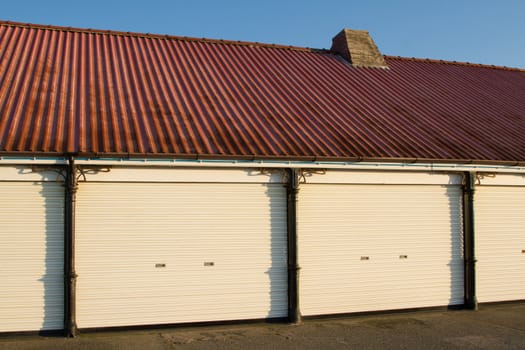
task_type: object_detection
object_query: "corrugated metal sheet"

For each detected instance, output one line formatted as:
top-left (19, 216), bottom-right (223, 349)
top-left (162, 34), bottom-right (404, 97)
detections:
top-left (0, 21), bottom-right (524, 163)
top-left (475, 185), bottom-right (525, 303)
top-left (0, 181), bottom-right (64, 332)
top-left (298, 182), bottom-right (464, 315)
top-left (76, 180), bottom-right (287, 327)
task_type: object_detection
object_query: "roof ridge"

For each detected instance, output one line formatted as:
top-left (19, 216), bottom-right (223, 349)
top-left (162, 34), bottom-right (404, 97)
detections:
top-left (385, 55), bottom-right (525, 73)
top-left (0, 19), bottom-right (326, 53)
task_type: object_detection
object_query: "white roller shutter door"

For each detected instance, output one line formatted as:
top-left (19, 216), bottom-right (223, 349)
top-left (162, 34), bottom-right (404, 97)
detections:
top-left (0, 180), bottom-right (64, 332)
top-left (76, 170), bottom-right (287, 328)
top-left (476, 183), bottom-right (525, 303)
top-left (299, 173), bottom-right (464, 316)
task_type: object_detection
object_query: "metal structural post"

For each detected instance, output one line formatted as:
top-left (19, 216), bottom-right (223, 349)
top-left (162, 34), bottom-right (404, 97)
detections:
top-left (64, 156), bottom-right (78, 337)
top-left (286, 168), bottom-right (301, 323)
top-left (462, 171), bottom-right (478, 310)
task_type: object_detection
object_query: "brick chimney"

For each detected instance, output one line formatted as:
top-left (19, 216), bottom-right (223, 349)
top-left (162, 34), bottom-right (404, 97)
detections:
top-left (331, 29), bottom-right (387, 68)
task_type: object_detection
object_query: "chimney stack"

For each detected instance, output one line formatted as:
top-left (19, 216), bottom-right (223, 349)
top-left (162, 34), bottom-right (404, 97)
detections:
top-left (331, 29), bottom-right (387, 68)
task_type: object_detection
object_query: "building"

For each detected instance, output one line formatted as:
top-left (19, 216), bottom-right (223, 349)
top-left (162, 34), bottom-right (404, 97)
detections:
top-left (0, 21), bottom-right (524, 336)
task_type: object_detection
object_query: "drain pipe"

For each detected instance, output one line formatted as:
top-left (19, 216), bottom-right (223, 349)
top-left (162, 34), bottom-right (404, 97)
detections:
top-left (64, 155), bottom-right (78, 336)
top-left (462, 172), bottom-right (478, 310)
top-left (286, 168), bottom-right (301, 323)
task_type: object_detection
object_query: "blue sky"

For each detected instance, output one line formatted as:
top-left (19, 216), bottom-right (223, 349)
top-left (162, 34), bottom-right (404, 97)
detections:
top-left (3, 0), bottom-right (524, 68)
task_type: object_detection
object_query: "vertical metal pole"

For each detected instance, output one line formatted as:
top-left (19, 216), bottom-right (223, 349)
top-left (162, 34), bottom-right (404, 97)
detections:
top-left (64, 156), bottom-right (78, 336)
top-left (463, 172), bottom-right (478, 310)
top-left (287, 168), bottom-right (301, 323)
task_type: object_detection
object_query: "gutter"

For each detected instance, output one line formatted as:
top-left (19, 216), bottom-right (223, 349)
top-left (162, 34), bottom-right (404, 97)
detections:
top-left (1, 156), bottom-right (525, 174)
top-left (0, 151), bottom-right (524, 166)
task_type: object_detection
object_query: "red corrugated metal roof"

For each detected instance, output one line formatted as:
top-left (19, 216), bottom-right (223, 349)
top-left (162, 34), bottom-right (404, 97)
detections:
top-left (1, 21), bottom-right (524, 163)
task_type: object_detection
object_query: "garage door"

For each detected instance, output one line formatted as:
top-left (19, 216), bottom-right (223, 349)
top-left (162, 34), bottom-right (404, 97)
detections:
top-left (0, 168), bottom-right (64, 332)
top-left (298, 171), bottom-right (464, 316)
top-left (76, 168), bottom-right (287, 328)
top-left (476, 174), bottom-right (525, 303)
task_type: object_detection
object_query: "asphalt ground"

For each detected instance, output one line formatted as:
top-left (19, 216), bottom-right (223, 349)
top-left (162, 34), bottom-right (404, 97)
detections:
top-left (1, 302), bottom-right (524, 350)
